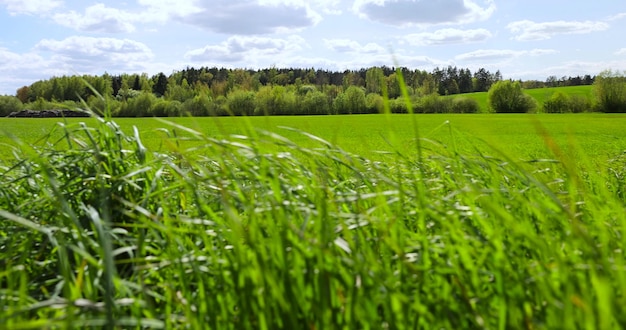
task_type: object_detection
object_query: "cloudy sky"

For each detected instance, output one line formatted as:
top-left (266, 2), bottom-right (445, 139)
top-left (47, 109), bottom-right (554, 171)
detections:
top-left (1, 0), bottom-right (625, 95)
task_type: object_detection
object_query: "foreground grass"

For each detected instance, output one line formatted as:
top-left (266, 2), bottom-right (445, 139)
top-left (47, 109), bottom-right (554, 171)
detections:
top-left (0, 112), bottom-right (625, 328)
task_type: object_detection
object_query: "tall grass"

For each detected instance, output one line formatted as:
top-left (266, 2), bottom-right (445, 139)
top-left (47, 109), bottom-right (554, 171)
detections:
top-left (1, 97), bottom-right (625, 328)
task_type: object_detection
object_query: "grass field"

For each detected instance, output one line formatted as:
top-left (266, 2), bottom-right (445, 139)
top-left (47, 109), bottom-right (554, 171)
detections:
top-left (1, 112), bottom-right (624, 164)
top-left (1, 111), bottom-right (626, 328)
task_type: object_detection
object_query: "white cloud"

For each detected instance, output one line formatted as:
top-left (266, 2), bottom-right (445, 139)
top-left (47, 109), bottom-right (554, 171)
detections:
top-left (35, 36), bottom-right (154, 72)
top-left (260, 0), bottom-right (343, 15)
top-left (616, 48), bottom-right (626, 56)
top-left (53, 4), bottom-right (136, 33)
top-left (0, 48), bottom-right (67, 94)
top-left (177, 0), bottom-right (321, 34)
top-left (402, 28), bottom-right (492, 46)
top-left (607, 12), bottom-right (626, 21)
top-left (324, 39), bottom-right (385, 54)
top-left (511, 60), bottom-right (626, 81)
top-left (353, 0), bottom-right (495, 27)
top-left (185, 35), bottom-right (307, 63)
top-left (455, 48), bottom-right (557, 62)
top-left (279, 53), bottom-right (441, 72)
top-left (136, 0), bottom-right (203, 22)
top-left (0, 0), bottom-right (62, 15)
top-left (507, 20), bottom-right (609, 41)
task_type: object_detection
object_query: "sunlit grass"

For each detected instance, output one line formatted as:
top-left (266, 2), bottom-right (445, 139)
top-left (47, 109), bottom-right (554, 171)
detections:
top-left (0, 100), bottom-right (625, 328)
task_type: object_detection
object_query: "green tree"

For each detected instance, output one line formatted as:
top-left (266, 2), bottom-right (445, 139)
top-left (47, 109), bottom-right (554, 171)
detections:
top-left (474, 68), bottom-right (493, 92)
top-left (333, 86), bottom-right (366, 114)
top-left (182, 94), bottom-right (212, 116)
top-left (365, 93), bottom-right (384, 113)
top-left (365, 67), bottom-right (385, 94)
top-left (386, 73), bottom-right (401, 99)
top-left (488, 80), bottom-right (536, 113)
top-left (165, 79), bottom-right (195, 102)
top-left (458, 69), bottom-right (473, 94)
top-left (255, 85), bottom-right (295, 116)
top-left (119, 92), bottom-right (156, 117)
top-left (301, 90), bottom-right (330, 115)
top-left (152, 73), bottom-right (169, 97)
top-left (0, 95), bottom-right (23, 116)
top-left (418, 75), bottom-right (437, 96)
top-left (594, 70), bottom-right (626, 113)
top-left (227, 90), bottom-right (256, 116)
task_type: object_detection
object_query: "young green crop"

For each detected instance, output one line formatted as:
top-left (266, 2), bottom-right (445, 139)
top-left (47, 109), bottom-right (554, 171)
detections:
top-left (0, 105), bottom-right (625, 328)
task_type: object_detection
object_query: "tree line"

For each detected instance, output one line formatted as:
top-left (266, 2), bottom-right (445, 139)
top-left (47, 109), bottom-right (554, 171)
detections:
top-left (0, 65), bottom-right (612, 118)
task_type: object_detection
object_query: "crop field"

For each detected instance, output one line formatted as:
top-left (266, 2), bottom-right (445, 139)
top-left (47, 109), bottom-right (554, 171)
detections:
top-left (1, 112), bottom-right (626, 328)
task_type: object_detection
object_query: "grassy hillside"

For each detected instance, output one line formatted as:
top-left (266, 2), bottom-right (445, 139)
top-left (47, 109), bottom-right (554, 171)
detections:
top-left (450, 85), bottom-right (595, 112)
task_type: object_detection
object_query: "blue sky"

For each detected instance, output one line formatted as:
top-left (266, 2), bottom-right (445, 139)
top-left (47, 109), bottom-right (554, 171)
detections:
top-left (1, 0), bottom-right (625, 95)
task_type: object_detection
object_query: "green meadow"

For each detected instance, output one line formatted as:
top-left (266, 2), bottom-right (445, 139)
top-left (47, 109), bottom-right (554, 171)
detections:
top-left (1, 112), bottom-right (624, 163)
top-left (1, 109), bottom-right (626, 328)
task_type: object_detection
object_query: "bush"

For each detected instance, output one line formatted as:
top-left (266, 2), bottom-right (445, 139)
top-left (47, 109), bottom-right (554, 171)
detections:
top-left (452, 97), bottom-right (479, 113)
top-left (594, 70), bottom-right (626, 113)
top-left (182, 94), bottom-right (212, 116)
top-left (254, 86), bottom-right (297, 116)
top-left (543, 93), bottom-right (593, 114)
top-left (488, 80), bottom-right (536, 113)
top-left (151, 99), bottom-right (170, 117)
top-left (333, 86), bottom-right (366, 114)
top-left (0, 95), bottom-right (23, 116)
top-left (543, 92), bottom-right (571, 113)
top-left (301, 91), bottom-right (330, 115)
top-left (389, 98), bottom-right (408, 113)
top-left (87, 95), bottom-right (121, 116)
top-left (417, 94), bottom-right (453, 114)
top-left (118, 92), bottom-right (156, 117)
top-left (569, 95), bottom-right (592, 113)
top-left (365, 93), bottom-right (384, 114)
top-left (227, 90), bottom-right (256, 116)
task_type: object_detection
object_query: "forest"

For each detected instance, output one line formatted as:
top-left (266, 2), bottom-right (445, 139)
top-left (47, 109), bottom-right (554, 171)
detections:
top-left (0, 66), bottom-right (598, 117)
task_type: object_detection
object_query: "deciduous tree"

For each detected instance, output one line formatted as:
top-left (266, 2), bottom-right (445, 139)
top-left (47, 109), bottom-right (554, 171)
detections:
top-left (488, 80), bottom-right (536, 113)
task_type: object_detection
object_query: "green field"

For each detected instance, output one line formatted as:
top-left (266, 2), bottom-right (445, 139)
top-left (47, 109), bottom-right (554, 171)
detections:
top-left (1, 112), bottom-right (626, 328)
top-left (2, 112), bottom-right (624, 164)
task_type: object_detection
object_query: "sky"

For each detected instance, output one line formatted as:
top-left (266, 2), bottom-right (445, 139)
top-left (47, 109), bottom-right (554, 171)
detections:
top-left (1, 0), bottom-right (625, 95)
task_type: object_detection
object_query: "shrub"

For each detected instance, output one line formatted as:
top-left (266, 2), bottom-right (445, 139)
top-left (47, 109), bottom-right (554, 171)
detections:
top-left (301, 91), bottom-right (330, 115)
top-left (417, 94), bottom-right (453, 114)
top-left (151, 99), bottom-right (170, 117)
top-left (227, 89), bottom-right (256, 116)
top-left (488, 80), bottom-right (536, 113)
top-left (389, 97), bottom-right (408, 113)
top-left (452, 97), bottom-right (479, 113)
top-left (569, 95), bottom-right (592, 113)
top-left (543, 92), bottom-right (571, 113)
top-left (254, 86), bottom-right (297, 116)
top-left (333, 86), bottom-right (366, 114)
top-left (118, 92), bottom-right (156, 117)
top-left (87, 95), bottom-right (121, 116)
top-left (543, 93), bottom-right (593, 114)
top-left (182, 94), bottom-right (212, 116)
top-left (0, 96), bottom-right (24, 116)
top-left (365, 93), bottom-right (384, 114)
top-left (594, 70), bottom-right (626, 113)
